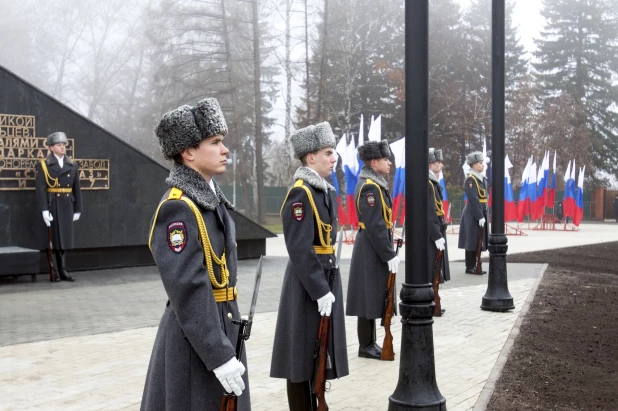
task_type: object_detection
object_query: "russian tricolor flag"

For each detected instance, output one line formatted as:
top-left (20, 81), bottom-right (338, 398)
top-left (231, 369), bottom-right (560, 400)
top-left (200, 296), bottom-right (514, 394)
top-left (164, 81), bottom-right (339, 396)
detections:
top-left (528, 160), bottom-right (539, 220)
top-left (548, 151), bottom-right (557, 208)
top-left (563, 160), bottom-right (576, 218)
top-left (535, 151), bottom-right (549, 216)
top-left (334, 135), bottom-right (348, 225)
top-left (390, 138), bottom-right (406, 225)
top-left (517, 157), bottom-right (531, 222)
top-left (573, 166), bottom-right (585, 226)
top-left (344, 134), bottom-right (359, 228)
top-left (438, 171), bottom-right (450, 223)
top-left (504, 155), bottom-right (517, 221)
top-left (462, 161), bottom-right (470, 203)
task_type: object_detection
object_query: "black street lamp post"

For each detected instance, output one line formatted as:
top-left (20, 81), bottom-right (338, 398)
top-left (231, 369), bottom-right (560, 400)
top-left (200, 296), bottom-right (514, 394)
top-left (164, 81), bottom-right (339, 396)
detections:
top-left (482, 0), bottom-right (515, 312)
top-left (388, 1), bottom-right (446, 409)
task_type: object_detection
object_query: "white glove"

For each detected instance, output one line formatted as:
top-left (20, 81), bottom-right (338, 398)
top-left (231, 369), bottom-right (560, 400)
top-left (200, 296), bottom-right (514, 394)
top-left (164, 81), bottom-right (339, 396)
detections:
top-left (42, 211), bottom-right (53, 227)
top-left (317, 292), bottom-right (335, 317)
top-left (435, 238), bottom-right (445, 251)
top-left (213, 357), bottom-right (246, 396)
top-left (73, 213), bottom-right (81, 221)
top-left (387, 256), bottom-right (400, 274)
top-left (479, 218), bottom-right (486, 227)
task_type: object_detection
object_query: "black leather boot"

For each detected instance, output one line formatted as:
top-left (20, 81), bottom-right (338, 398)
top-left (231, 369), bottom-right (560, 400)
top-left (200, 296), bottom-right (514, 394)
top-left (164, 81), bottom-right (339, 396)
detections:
top-left (55, 250), bottom-right (75, 282)
top-left (465, 251), bottom-right (486, 274)
top-left (358, 318), bottom-right (382, 359)
top-left (286, 380), bottom-right (316, 411)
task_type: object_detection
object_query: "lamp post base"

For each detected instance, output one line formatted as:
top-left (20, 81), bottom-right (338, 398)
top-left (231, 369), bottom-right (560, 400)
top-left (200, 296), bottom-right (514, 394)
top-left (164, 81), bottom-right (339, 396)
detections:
top-left (481, 233), bottom-right (515, 312)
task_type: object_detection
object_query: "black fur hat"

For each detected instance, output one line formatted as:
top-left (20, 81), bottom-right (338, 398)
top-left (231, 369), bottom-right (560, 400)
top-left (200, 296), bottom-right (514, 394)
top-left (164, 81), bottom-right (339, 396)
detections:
top-left (358, 140), bottom-right (391, 162)
top-left (155, 98), bottom-right (228, 160)
top-left (290, 122), bottom-right (336, 159)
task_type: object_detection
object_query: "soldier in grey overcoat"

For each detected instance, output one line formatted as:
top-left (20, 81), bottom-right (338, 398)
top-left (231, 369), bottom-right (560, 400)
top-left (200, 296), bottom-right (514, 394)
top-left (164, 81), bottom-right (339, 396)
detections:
top-left (428, 148), bottom-right (450, 314)
top-left (270, 122), bottom-right (349, 411)
top-left (35, 132), bottom-right (82, 282)
top-left (141, 98), bottom-right (250, 411)
top-left (346, 140), bottom-right (399, 360)
top-left (458, 151), bottom-right (489, 274)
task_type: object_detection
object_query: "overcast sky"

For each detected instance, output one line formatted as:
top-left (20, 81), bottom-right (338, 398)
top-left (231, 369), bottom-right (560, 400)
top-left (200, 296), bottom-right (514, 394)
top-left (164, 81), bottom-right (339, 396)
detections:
top-left (269, 0), bottom-right (546, 141)
top-left (457, 0), bottom-right (545, 56)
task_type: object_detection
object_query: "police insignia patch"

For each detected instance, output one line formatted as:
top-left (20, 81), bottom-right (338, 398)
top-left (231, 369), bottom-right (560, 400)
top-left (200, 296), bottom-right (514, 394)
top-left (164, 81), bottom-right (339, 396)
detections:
top-left (168, 222), bottom-right (187, 253)
top-left (367, 193), bottom-right (376, 207)
top-left (292, 202), bottom-right (305, 221)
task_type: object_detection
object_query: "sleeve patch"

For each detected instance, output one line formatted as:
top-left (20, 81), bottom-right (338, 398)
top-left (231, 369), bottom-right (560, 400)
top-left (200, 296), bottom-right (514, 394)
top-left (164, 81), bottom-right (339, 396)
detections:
top-left (168, 221), bottom-right (187, 253)
top-left (292, 202), bottom-right (305, 221)
top-left (468, 182), bottom-right (474, 188)
top-left (366, 192), bottom-right (376, 207)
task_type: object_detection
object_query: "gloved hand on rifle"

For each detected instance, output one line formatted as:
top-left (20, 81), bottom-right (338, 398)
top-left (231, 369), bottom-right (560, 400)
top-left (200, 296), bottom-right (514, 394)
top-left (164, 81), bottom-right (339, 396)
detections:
top-left (317, 292), bottom-right (335, 316)
top-left (435, 237), bottom-right (445, 251)
top-left (213, 357), bottom-right (246, 396)
top-left (42, 211), bottom-right (53, 227)
top-left (387, 256), bottom-right (400, 274)
top-left (478, 217), bottom-right (486, 227)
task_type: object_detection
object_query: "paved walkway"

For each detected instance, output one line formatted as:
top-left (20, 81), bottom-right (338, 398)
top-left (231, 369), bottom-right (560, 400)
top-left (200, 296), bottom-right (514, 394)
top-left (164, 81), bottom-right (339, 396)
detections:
top-left (0, 222), bottom-right (616, 411)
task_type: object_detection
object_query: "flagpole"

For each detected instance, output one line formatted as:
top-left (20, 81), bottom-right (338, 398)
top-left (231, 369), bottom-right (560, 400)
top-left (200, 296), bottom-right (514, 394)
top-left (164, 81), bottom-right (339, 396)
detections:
top-left (482, 0), bottom-right (514, 312)
top-left (388, 1), bottom-right (445, 408)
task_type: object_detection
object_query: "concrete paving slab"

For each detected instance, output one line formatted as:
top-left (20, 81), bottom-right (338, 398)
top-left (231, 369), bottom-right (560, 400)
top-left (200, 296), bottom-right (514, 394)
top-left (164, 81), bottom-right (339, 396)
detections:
top-left (0, 272), bottom-right (539, 411)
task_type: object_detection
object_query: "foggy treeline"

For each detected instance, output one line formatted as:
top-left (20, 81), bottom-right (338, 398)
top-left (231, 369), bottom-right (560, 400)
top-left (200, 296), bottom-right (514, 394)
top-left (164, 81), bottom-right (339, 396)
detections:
top-left (1, 0), bottom-right (617, 221)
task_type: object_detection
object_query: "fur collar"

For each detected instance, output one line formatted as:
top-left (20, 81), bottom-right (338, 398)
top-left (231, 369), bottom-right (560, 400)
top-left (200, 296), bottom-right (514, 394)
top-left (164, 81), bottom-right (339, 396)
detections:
top-left (46, 153), bottom-right (73, 166)
top-left (166, 163), bottom-right (234, 211)
top-left (293, 167), bottom-right (335, 192)
top-left (360, 166), bottom-right (389, 190)
top-left (428, 170), bottom-right (439, 184)
top-left (467, 169), bottom-right (485, 182)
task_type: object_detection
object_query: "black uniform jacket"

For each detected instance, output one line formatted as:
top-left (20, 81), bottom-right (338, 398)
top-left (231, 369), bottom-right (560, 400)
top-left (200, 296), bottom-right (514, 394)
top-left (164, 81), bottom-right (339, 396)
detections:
top-left (270, 166), bottom-right (349, 383)
top-left (428, 173), bottom-right (450, 282)
top-left (346, 166), bottom-right (397, 319)
top-left (35, 154), bottom-right (82, 249)
top-left (141, 164), bottom-right (250, 411)
top-left (458, 170), bottom-right (489, 252)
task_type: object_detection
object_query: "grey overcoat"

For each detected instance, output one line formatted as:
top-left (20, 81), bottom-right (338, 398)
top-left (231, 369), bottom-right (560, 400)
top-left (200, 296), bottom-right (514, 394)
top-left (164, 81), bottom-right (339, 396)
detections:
top-left (458, 171), bottom-right (489, 252)
top-left (428, 175), bottom-right (451, 283)
top-left (270, 167), bottom-right (349, 383)
top-left (35, 154), bottom-right (82, 250)
top-left (141, 164), bottom-right (250, 411)
top-left (346, 167), bottom-right (397, 320)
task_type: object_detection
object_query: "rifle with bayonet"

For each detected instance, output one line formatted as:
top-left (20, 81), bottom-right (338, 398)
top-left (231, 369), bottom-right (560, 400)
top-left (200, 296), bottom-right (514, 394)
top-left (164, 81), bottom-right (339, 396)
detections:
top-left (219, 256), bottom-right (263, 411)
top-left (475, 225), bottom-right (484, 275)
top-left (313, 229), bottom-right (343, 411)
top-left (381, 237), bottom-right (403, 361)
top-left (46, 228), bottom-right (58, 282)
top-left (432, 250), bottom-right (444, 317)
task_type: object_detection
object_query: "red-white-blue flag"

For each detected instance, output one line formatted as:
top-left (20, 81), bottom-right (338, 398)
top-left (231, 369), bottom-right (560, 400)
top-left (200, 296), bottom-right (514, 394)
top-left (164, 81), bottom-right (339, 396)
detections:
top-left (334, 134), bottom-right (348, 225)
top-left (517, 156), bottom-right (532, 222)
top-left (344, 132), bottom-right (359, 228)
top-left (390, 138), bottom-right (406, 225)
top-left (573, 165), bottom-right (585, 226)
top-left (547, 151), bottom-right (557, 208)
top-left (563, 159), bottom-right (576, 218)
top-left (438, 170), bottom-right (450, 223)
top-left (504, 155), bottom-right (517, 221)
